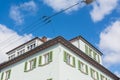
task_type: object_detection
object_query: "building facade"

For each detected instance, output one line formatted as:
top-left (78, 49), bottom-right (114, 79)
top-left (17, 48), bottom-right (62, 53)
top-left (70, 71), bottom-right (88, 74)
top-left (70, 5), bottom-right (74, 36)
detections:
top-left (0, 36), bottom-right (119, 80)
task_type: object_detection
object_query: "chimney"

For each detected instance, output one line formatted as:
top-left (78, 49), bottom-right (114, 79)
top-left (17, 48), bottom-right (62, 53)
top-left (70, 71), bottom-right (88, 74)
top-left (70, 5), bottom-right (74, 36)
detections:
top-left (41, 36), bottom-right (47, 42)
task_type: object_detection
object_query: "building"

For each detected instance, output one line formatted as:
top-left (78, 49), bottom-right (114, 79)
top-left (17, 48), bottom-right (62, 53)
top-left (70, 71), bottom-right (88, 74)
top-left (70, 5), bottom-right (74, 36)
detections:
top-left (0, 36), bottom-right (119, 80)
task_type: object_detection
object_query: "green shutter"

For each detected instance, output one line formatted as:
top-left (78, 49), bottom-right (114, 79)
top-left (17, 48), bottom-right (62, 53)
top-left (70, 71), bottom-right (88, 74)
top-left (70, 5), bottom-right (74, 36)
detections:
top-left (24, 62), bottom-right (28, 72)
top-left (1, 72), bottom-right (4, 80)
top-left (8, 70), bottom-right (11, 79)
top-left (85, 45), bottom-right (88, 54)
top-left (98, 55), bottom-right (100, 63)
top-left (49, 51), bottom-right (53, 62)
top-left (96, 72), bottom-right (99, 80)
top-left (90, 68), bottom-right (93, 77)
top-left (93, 51), bottom-right (96, 60)
top-left (86, 65), bottom-right (88, 74)
top-left (78, 60), bottom-right (80, 70)
top-left (33, 58), bottom-right (36, 68)
top-left (64, 51), bottom-right (67, 62)
top-left (39, 56), bottom-right (42, 66)
top-left (88, 48), bottom-right (92, 56)
top-left (73, 57), bottom-right (75, 67)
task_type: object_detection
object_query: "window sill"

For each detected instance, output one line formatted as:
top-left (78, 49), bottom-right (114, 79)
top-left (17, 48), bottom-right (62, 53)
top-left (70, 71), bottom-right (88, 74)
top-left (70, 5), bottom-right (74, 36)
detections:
top-left (78, 69), bottom-right (88, 75)
top-left (91, 76), bottom-right (99, 80)
top-left (65, 62), bottom-right (75, 68)
top-left (24, 67), bottom-right (36, 72)
top-left (38, 62), bottom-right (51, 67)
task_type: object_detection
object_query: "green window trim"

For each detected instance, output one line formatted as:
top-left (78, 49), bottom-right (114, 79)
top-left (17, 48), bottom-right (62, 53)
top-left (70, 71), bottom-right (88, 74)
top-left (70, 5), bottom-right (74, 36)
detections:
top-left (7, 70), bottom-right (11, 79)
top-left (78, 60), bottom-right (82, 70)
top-left (85, 45), bottom-right (88, 54)
top-left (78, 60), bottom-right (88, 75)
top-left (39, 51), bottom-right (53, 66)
top-left (33, 58), bottom-right (37, 68)
top-left (64, 51), bottom-right (67, 62)
top-left (88, 48), bottom-right (92, 57)
top-left (1, 72), bottom-right (4, 80)
top-left (98, 55), bottom-right (100, 63)
top-left (73, 57), bottom-right (76, 67)
top-left (85, 65), bottom-right (88, 74)
top-left (39, 56), bottom-right (42, 66)
top-left (47, 78), bottom-right (52, 80)
top-left (78, 60), bottom-right (80, 70)
top-left (24, 62), bottom-right (28, 72)
top-left (96, 72), bottom-right (99, 80)
top-left (64, 51), bottom-right (76, 68)
top-left (93, 51), bottom-right (97, 60)
top-left (90, 68), bottom-right (99, 80)
top-left (48, 51), bottom-right (53, 62)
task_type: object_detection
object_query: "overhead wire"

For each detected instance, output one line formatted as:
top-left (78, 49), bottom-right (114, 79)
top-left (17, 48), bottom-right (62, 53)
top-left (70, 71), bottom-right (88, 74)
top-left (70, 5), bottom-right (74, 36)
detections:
top-left (0, 0), bottom-right (92, 53)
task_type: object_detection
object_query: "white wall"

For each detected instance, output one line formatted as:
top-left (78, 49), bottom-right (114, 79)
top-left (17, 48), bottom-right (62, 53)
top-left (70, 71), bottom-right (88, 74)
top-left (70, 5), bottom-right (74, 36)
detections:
top-left (0, 44), bottom-right (60, 80)
top-left (59, 44), bottom-right (113, 80)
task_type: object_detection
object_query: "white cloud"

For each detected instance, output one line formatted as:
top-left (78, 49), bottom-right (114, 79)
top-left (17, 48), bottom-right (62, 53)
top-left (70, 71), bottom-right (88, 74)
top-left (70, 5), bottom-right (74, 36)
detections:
top-left (9, 0), bottom-right (37, 25)
top-left (9, 6), bottom-right (23, 25)
top-left (99, 20), bottom-right (120, 65)
top-left (43, 0), bottom-right (83, 13)
top-left (90, 0), bottom-right (118, 22)
top-left (0, 24), bottom-right (33, 64)
top-left (114, 71), bottom-right (120, 77)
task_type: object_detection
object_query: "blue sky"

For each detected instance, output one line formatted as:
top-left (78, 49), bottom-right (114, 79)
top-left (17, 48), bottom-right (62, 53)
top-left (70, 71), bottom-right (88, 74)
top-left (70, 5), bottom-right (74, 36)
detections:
top-left (0, 0), bottom-right (120, 77)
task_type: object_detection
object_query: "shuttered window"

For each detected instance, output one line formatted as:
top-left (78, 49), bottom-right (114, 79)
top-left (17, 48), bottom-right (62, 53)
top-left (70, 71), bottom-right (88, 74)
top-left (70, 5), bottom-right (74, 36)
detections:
top-left (1, 70), bottom-right (11, 80)
top-left (85, 45), bottom-right (89, 55)
top-left (78, 60), bottom-right (88, 75)
top-left (101, 74), bottom-right (107, 80)
top-left (24, 58), bottom-right (36, 72)
top-left (39, 51), bottom-right (53, 66)
top-left (64, 51), bottom-right (76, 67)
top-left (90, 68), bottom-right (99, 80)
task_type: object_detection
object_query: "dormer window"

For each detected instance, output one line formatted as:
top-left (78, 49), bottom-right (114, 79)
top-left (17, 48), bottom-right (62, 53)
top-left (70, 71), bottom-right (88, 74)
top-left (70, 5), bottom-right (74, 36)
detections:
top-left (27, 43), bottom-right (36, 51)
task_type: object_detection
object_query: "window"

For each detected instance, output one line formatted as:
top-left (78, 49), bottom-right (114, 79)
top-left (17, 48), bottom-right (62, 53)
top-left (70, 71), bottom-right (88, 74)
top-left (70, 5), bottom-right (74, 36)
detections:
top-left (85, 44), bottom-right (101, 64)
top-left (101, 74), bottom-right (107, 80)
top-left (93, 51), bottom-right (100, 63)
top-left (85, 45), bottom-right (89, 54)
top-left (78, 60), bottom-right (88, 74)
top-left (90, 68), bottom-right (99, 80)
top-left (9, 54), bottom-right (15, 60)
top-left (39, 51), bottom-right (53, 66)
top-left (27, 43), bottom-right (36, 51)
top-left (64, 51), bottom-right (75, 67)
top-left (1, 70), bottom-right (11, 80)
top-left (24, 58), bottom-right (36, 72)
top-left (47, 78), bottom-right (52, 80)
top-left (17, 49), bottom-right (25, 56)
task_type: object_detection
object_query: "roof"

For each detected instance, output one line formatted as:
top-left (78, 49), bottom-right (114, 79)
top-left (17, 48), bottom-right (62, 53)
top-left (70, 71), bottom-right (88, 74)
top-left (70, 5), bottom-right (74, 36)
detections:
top-left (0, 36), bottom-right (119, 80)
top-left (6, 37), bottom-right (42, 55)
top-left (69, 35), bottom-right (103, 55)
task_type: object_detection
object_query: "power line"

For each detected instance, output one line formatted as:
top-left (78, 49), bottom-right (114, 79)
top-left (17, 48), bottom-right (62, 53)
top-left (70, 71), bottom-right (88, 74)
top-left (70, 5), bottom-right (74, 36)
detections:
top-left (0, 0), bottom-right (93, 53)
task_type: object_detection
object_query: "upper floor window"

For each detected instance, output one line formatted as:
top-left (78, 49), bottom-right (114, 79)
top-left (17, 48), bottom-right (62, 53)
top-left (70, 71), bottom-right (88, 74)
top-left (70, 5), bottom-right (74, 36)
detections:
top-left (47, 78), bottom-right (52, 80)
top-left (90, 68), bottom-right (99, 80)
top-left (78, 60), bottom-right (88, 74)
top-left (64, 51), bottom-right (75, 67)
top-left (101, 74), bottom-right (107, 80)
top-left (1, 70), bottom-right (11, 80)
top-left (85, 44), bottom-right (100, 63)
top-left (17, 49), bottom-right (25, 56)
top-left (24, 58), bottom-right (36, 72)
top-left (9, 54), bottom-right (15, 60)
top-left (27, 43), bottom-right (36, 51)
top-left (39, 51), bottom-right (53, 66)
